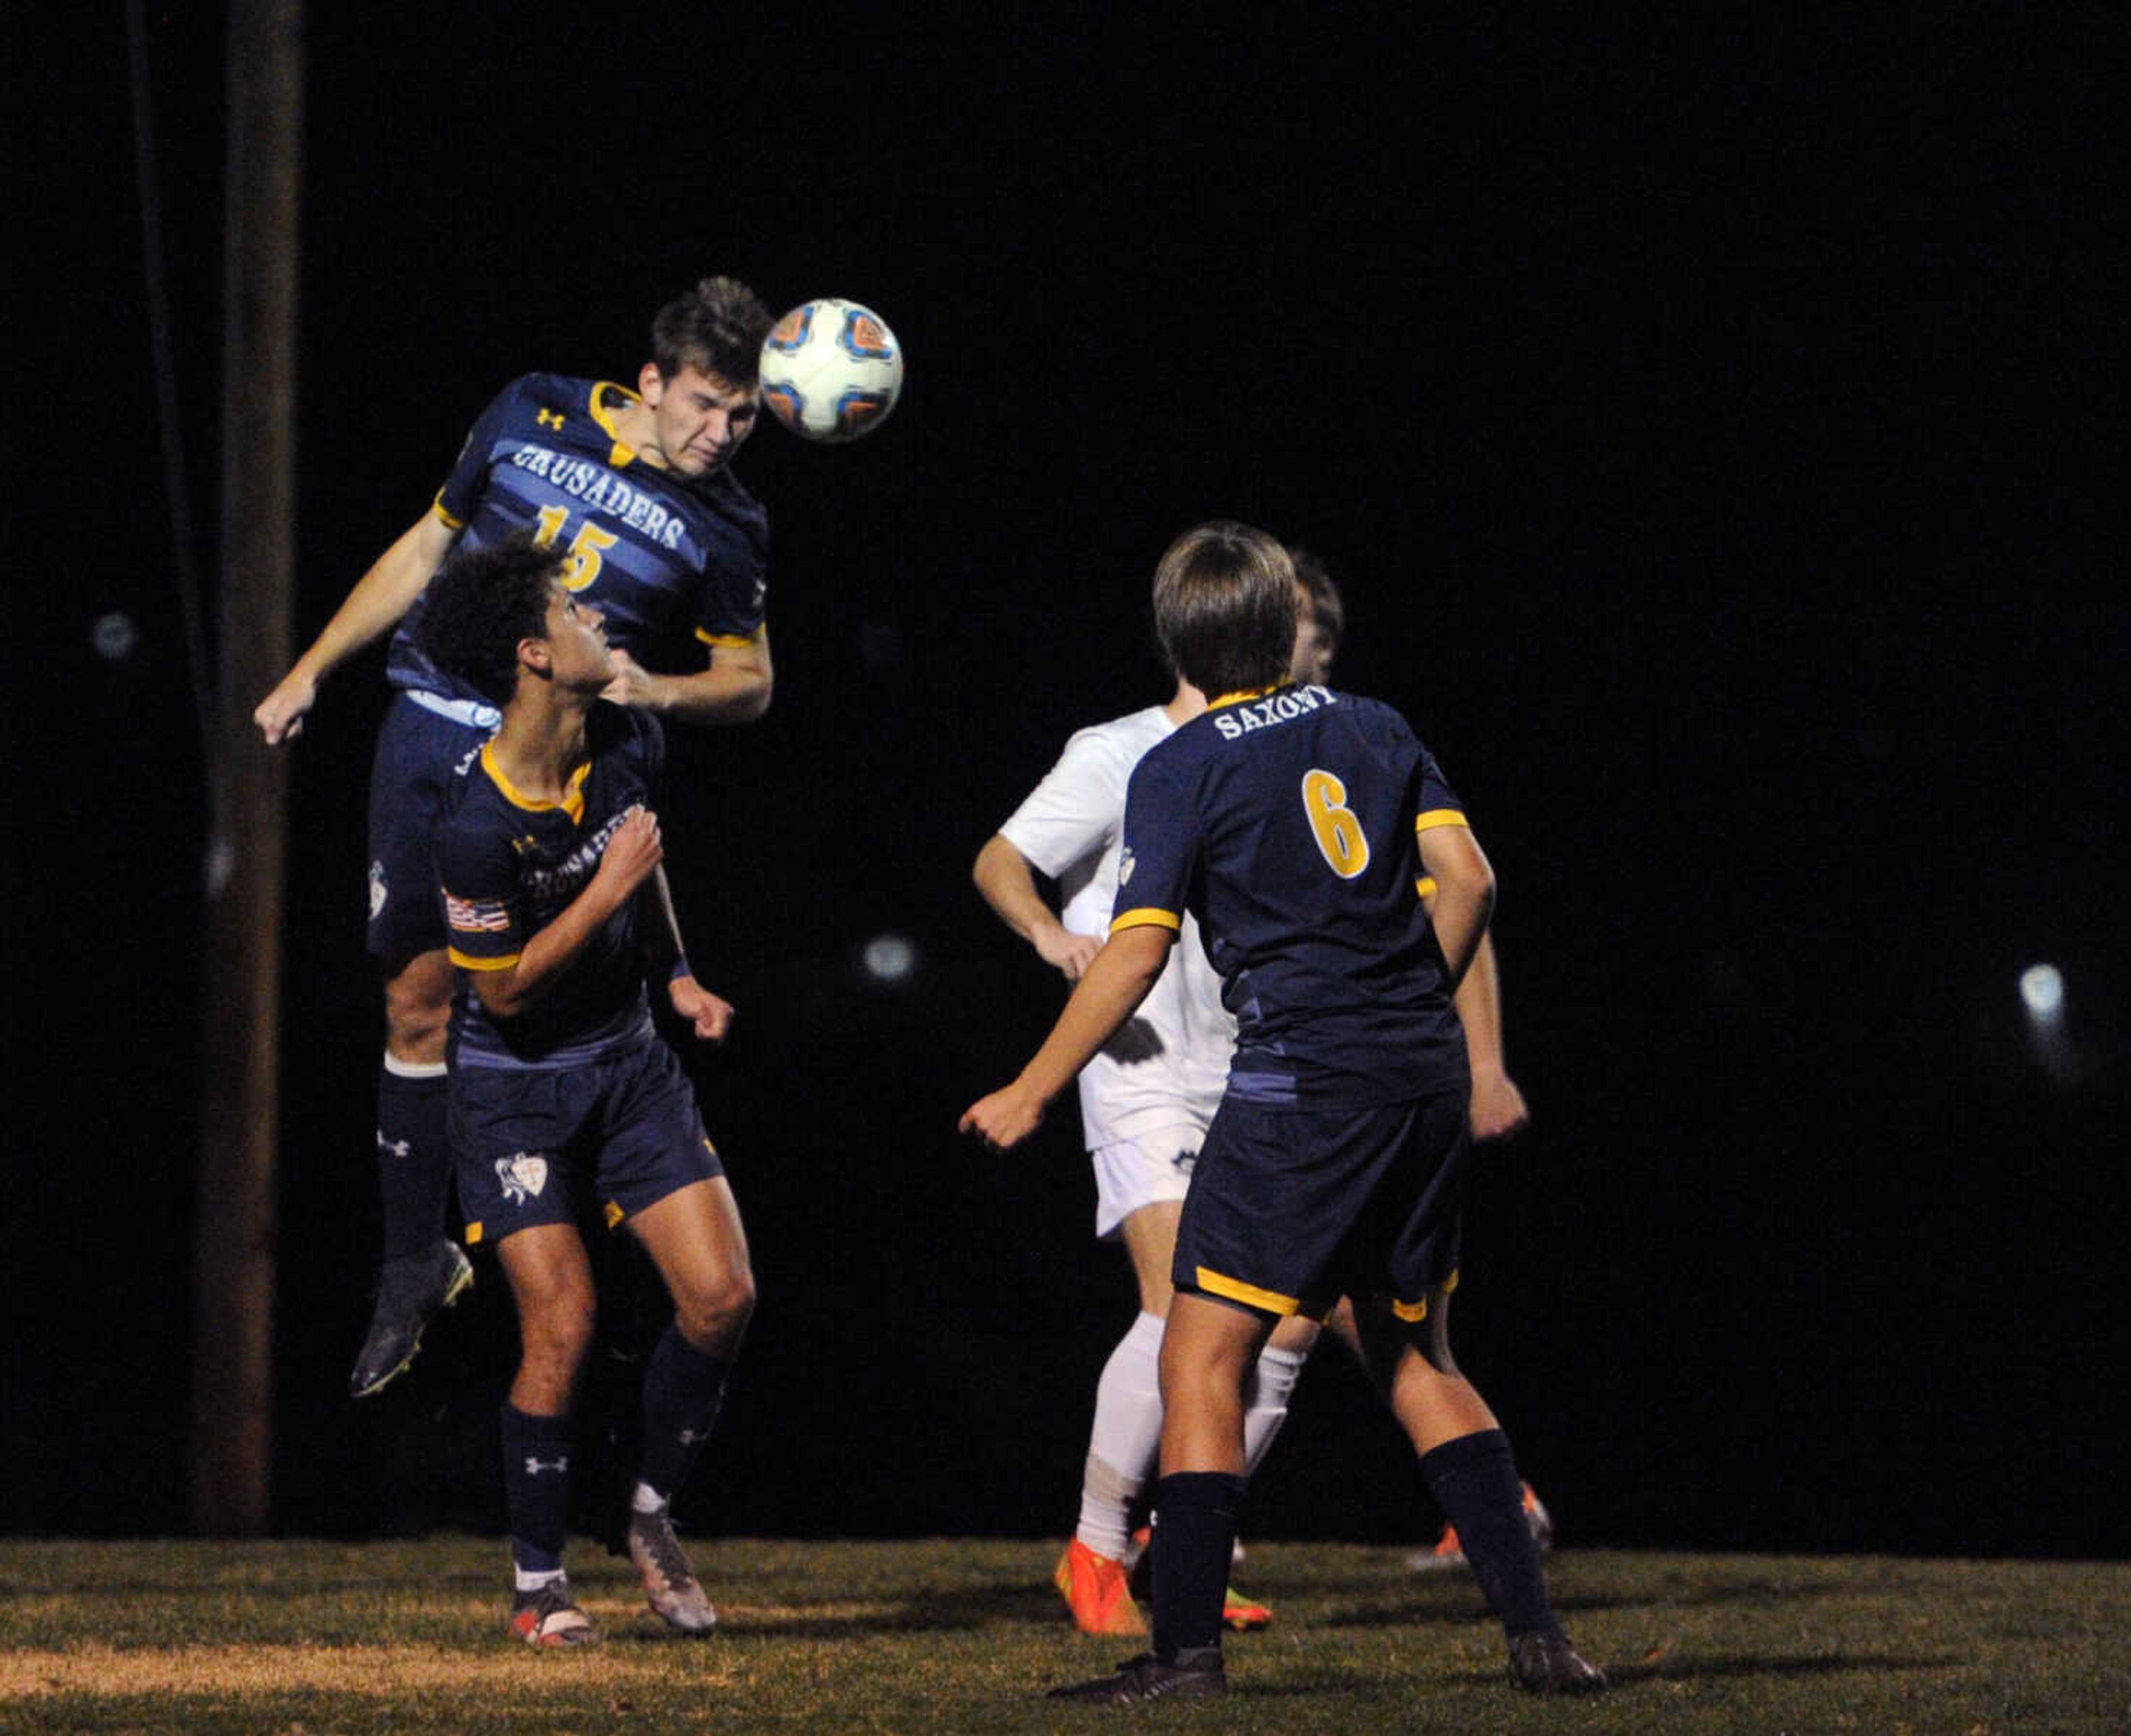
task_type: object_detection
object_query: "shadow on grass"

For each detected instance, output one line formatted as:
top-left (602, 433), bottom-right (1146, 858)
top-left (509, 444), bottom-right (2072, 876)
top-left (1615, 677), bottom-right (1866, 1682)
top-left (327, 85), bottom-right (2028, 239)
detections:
top-left (1572, 1651), bottom-right (1968, 1689)
top-left (706, 1579), bottom-right (1066, 1639)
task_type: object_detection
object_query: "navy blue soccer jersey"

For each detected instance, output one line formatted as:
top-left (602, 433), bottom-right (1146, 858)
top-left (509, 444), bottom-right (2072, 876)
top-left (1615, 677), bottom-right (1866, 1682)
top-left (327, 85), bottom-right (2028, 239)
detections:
top-left (1113, 683), bottom-right (1471, 1106)
top-left (387, 373), bottom-right (769, 703)
top-left (438, 703), bottom-right (666, 1068)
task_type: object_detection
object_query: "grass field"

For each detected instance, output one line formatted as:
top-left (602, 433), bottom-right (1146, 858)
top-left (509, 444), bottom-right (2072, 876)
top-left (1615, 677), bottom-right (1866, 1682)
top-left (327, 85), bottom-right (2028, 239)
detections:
top-left (2, 1536), bottom-right (2127, 1733)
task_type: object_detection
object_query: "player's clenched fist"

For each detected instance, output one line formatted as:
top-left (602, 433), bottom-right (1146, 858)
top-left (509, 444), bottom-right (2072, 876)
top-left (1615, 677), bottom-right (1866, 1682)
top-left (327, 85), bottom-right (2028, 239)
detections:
top-left (254, 674), bottom-right (316, 744)
top-left (593, 805), bottom-right (664, 898)
top-left (959, 1082), bottom-right (1047, 1151)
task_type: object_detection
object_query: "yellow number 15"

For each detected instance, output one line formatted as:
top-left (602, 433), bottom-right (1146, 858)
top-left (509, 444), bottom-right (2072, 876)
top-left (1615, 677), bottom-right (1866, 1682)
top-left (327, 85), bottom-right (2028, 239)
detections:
top-left (1301, 769), bottom-right (1370, 879)
top-left (532, 505), bottom-right (620, 591)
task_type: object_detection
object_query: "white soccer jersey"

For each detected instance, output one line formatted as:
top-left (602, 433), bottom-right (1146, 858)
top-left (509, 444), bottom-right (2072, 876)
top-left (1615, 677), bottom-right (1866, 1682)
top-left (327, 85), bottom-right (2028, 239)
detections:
top-left (998, 705), bottom-right (1236, 1149)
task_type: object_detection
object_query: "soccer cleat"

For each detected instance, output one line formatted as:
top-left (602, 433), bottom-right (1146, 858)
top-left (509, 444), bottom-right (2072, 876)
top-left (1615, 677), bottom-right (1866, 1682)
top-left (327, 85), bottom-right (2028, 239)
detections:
top-left (628, 1506), bottom-right (718, 1633)
top-left (1046, 1650), bottom-right (1227, 1704)
top-left (1508, 1629), bottom-right (1608, 1694)
top-left (1221, 1584), bottom-right (1274, 1631)
top-left (1410, 1480), bottom-right (1554, 1571)
top-left (1054, 1538), bottom-right (1146, 1637)
top-left (348, 1240), bottom-right (473, 1399)
top-left (509, 1578), bottom-right (598, 1648)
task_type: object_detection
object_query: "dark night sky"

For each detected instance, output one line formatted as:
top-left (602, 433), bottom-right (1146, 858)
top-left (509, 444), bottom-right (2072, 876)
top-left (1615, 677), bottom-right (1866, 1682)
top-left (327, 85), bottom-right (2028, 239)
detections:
top-left (8, 7), bottom-right (2127, 1555)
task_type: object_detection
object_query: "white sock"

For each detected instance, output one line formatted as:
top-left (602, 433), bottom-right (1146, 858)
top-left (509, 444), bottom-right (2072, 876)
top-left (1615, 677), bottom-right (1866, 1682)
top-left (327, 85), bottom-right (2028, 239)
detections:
top-left (1075, 1310), bottom-right (1167, 1560)
top-left (1241, 1342), bottom-right (1310, 1478)
top-left (513, 1565), bottom-right (567, 1594)
top-left (632, 1482), bottom-right (669, 1516)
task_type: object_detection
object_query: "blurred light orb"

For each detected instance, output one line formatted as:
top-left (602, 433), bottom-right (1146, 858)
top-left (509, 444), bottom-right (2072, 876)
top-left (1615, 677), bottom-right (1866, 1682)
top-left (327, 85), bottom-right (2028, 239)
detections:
top-left (861, 932), bottom-right (919, 986)
top-left (92, 612), bottom-right (139, 660)
top-left (2019, 963), bottom-right (2064, 1021)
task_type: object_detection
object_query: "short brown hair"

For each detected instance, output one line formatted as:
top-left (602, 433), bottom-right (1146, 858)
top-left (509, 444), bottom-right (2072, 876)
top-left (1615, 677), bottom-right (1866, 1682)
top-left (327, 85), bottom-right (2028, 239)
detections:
top-left (1151, 522), bottom-right (1298, 697)
top-left (649, 275), bottom-right (775, 386)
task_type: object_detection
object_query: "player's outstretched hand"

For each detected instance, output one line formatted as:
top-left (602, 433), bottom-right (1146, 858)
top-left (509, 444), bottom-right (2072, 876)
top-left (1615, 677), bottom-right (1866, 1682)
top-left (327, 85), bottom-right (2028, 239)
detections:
top-left (254, 673), bottom-right (317, 744)
top-left (670, 976), bottom-right (735, 1044)
top-left (602, 647), bottom-right (658, 709)
top-left (593, 805), bottom-right (664, 900)
top-left (959, 1083), bottom-right (1046, 1150)
top-left (1470, 1067), bottom-right (1530, 1143)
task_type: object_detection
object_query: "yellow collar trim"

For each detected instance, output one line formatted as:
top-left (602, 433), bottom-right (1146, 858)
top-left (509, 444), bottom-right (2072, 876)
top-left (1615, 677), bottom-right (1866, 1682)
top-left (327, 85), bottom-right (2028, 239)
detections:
top-left (481, 742), bottom-right (591, 823)
top-left (1208, 684), bottom-right (1285, 710)
top-left (590, 379), bottom-right (642, 468)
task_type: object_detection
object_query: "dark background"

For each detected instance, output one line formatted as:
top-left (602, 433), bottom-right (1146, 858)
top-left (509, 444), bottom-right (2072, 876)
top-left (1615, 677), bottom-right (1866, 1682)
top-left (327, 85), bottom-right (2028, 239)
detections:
top-left (8, 7), bottom-right (2126, 1558)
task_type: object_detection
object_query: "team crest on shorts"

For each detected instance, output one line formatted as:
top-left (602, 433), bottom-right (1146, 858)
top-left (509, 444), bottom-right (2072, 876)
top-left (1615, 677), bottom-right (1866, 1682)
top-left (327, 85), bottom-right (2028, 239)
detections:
top-left (368, 861), bottom-right (388, 923)
top-left (496, 1152), bottom-right (551, 1204)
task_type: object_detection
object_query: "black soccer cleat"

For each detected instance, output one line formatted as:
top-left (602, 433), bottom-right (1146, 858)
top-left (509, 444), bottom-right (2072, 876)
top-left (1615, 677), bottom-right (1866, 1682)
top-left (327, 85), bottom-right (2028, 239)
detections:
top-left (347, 1240), bottom-right (473, 1398)
top-left (1047, 1650), bottom-right (1227, 1705)
top-left (1508, 1629), bottom-right (1608, 1694)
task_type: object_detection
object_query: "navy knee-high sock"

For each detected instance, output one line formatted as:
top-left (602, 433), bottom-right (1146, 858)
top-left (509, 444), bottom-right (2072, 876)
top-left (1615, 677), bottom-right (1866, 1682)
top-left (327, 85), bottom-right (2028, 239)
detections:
top-left (501, 1404), bottom-right (576, 1574)
top-left (635, 1326), bottom-right (731, 1502)
top-left (1149, 1471), bottom-right (1246, 1663)
top-left (1419, 1429), bottom-right (1559, 1639)
top-left (377, 1059), bottom-right (451, 1261)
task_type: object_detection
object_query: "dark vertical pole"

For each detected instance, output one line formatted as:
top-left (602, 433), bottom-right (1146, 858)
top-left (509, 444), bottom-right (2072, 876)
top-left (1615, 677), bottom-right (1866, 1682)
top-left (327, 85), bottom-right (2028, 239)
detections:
top-left (193, 0), bottom-right (302, 1536)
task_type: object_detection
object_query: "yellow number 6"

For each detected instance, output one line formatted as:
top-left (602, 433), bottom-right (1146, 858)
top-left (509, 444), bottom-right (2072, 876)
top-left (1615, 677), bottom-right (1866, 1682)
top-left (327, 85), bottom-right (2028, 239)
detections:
top-left (1302, 769), bottom-right (1370, 879)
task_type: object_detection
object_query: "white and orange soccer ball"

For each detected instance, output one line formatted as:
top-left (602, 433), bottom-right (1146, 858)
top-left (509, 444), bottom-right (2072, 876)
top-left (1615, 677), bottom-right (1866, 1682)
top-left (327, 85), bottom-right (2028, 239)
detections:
top-left (759, 297), bottom-right (904, 443)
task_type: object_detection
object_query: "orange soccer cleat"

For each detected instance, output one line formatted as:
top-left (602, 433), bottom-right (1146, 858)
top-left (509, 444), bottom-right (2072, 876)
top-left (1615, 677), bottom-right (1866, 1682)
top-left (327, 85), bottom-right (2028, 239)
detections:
top-left (1054, 1538), bottom-right (1148, 1637)
top-left (1413, 1480), bottom-right (1555, 1571)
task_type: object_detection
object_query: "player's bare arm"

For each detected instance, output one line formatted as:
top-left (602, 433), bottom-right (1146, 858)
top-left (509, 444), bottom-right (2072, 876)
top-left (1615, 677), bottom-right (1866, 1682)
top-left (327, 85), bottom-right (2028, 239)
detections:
top-left (1419, 889), bottom-right (1530, 1144)
top-left (254, 511), bottom-right (459, 744)
top-left (603, 630), bottom-right (774, 725)
top-left (971, 834), bottom-right (1103, 982)
top-left (1415, 821), bottom-right (1496, 994)
top-left (638, 862), bottom-right (735, 1044)
top-left (472, 808), bottom-right (663, 1020)
top-left (1455, 935), bottom-right (1529, 1140)
top-left (959, 923), bottom-right (1174, 1149)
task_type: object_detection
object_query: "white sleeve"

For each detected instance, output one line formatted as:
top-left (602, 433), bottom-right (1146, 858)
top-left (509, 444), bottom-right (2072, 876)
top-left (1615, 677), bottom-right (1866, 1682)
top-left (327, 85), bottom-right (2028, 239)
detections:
top-left (996, 724), bottom-right (1127, 882)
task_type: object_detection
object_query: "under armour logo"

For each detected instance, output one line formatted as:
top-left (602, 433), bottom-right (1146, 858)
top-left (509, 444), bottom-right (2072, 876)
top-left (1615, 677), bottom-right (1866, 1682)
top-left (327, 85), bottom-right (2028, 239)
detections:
top-left (537, 408), bottom-right (565, 429)
top-left (523, 1456), bottom-right (569, 1475)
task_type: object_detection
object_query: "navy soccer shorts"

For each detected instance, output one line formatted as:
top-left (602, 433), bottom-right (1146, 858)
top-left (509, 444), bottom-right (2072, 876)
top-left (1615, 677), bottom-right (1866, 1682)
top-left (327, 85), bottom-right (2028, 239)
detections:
top-left (452, 1040), bottom-right (725, 1247)
top-left (1173, 1084), bottom-right (1474, 1324)
top-left (365, 690), bottom-right (497, 968)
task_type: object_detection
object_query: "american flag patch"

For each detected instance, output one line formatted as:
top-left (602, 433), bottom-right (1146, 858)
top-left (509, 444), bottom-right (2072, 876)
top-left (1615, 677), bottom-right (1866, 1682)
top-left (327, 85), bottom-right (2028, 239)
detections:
top-left (445, 892), bottom-right (512, 934)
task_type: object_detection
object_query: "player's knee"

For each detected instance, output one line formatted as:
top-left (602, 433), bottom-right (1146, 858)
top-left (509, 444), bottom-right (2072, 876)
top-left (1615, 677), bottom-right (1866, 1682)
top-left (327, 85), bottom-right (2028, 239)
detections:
top-left (673, 1266), bottom-right (755, 1352)
top-left (382, 957), bottom-right (453, 1056)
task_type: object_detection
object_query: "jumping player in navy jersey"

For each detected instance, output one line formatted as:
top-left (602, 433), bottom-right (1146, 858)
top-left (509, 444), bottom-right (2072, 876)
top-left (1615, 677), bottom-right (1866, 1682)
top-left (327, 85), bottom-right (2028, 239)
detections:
top-left (417, 534), bottom-right (754, 1646)
top-left (963, 522), bottom-right (1604, 1704)
top-left (254, 277), bottom-right (777, 1397)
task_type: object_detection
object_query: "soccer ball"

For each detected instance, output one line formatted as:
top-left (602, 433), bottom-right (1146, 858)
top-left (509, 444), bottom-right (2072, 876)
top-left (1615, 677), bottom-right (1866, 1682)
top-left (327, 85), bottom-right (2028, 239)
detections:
top-left (759, 298), bottom-right (905, 443)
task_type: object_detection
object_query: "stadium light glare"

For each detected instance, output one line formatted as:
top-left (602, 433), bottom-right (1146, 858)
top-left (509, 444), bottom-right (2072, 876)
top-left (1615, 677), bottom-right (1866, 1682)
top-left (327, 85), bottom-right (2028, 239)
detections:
top-left (92, 612), bottom-right (140, 660)
top-left (2019, 962), bottom-right (2065, 1023)
top-left (860, 932), bottom-right (920, 987)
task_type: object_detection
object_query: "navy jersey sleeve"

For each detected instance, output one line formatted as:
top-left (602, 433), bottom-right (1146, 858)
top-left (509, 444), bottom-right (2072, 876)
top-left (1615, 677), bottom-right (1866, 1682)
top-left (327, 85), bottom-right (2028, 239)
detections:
top-left (617, 704), bottom-right (666, 803)
top-left (686, 469), bottom-right (770, 648)
top-left (437, 790), bottom-right (526, 973)
top-left (1112, 746), bottom-right (1200, 936)
top-left (433, 377), bottom-right (533, 528)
